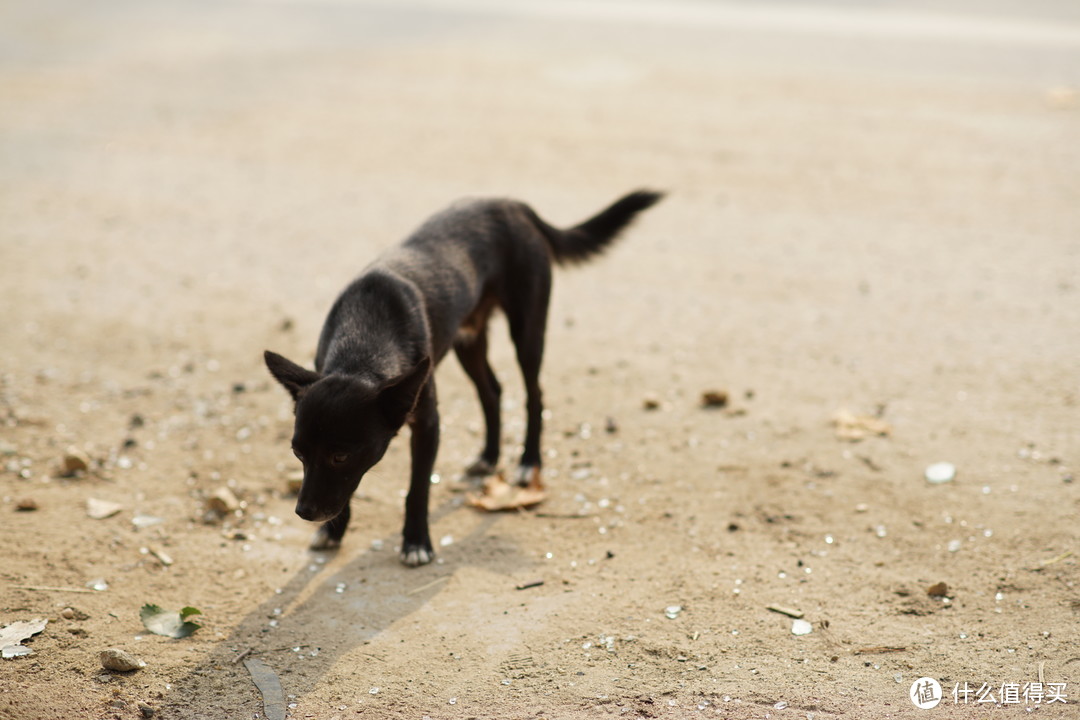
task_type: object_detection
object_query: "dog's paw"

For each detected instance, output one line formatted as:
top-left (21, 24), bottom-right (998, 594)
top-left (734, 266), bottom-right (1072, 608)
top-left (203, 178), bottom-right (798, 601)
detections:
top-left (464, 457), bottom-right (497, 477)
top-left (400, 544), bottom-right (434, 567)
top-left (513, 464), bottom-right (541, 487)
top-left (309, 527), bottom-right (342, 551)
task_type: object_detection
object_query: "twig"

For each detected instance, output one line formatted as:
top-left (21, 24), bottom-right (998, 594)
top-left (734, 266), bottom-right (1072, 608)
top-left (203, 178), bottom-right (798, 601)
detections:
top-left (1032, 550), bottom-right (1074, 570)
top-left (232, 648), bottom-right (253, 664)
top-left (854, 647), bottom-right (908, 655)
top-left (407, 575), bottom-right (449, 596)
top-left (534, 512), bottom-right (593, 519)
top-left (766, 604), bottom-right (804, 619)
top-left (12, 585), bottom-right (93, 593)
top-left (515, 580), bottom-right (544, 591)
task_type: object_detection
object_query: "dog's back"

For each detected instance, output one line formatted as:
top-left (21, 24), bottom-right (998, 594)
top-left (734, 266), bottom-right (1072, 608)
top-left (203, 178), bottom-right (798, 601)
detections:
top-left (321, 191), bottom-right (663, 372)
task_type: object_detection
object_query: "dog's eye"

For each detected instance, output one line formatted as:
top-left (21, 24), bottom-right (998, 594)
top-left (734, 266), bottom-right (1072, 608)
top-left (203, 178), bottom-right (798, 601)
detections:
top-left (330, 453), bottom-right (349, 466)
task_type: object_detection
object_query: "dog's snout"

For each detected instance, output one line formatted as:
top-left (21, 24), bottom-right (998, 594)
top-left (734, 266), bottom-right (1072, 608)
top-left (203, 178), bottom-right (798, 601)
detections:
top-left (295, 500), bottom-right (323, 522)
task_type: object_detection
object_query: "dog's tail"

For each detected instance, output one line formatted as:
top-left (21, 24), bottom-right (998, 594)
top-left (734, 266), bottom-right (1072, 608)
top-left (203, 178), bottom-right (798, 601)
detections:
top-left (531, 189), bottom-right (663, 266)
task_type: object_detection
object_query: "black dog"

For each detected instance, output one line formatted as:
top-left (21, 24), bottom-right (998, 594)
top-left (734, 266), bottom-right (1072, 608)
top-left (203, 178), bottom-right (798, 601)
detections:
top-left (265, 190), bottom-right (662, 566)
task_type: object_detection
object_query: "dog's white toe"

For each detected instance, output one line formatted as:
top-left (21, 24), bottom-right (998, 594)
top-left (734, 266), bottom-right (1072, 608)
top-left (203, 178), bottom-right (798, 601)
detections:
top-left (400, 546), bottom-right (433, 567)
top-left (513, 464), bottom-right (540, 487)
top-left (309, 528), bottom-right (341, 551)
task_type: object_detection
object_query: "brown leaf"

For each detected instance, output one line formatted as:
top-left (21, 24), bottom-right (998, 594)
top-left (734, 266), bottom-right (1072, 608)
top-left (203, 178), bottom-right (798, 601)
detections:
top-left (468, 470), bottom-right (547, 512)
top-left (831, 409), bottom-right (891, 441)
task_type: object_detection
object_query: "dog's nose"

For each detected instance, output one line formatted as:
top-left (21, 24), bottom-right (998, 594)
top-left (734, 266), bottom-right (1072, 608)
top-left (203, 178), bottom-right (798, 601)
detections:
top-left (295, 501), bottom-right (322, 522)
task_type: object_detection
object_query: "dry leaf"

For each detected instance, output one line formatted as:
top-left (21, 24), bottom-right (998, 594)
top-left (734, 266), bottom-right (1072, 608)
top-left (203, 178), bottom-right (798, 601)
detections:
top-left (468, 470), bottom-right (547, 512)
top-left (831, 409), bottom-right (891, 441)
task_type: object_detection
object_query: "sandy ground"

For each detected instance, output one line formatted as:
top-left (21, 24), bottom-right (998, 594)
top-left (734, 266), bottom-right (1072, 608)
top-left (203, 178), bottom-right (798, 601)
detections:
top-left (1, 1), bottom-right (1078, 718)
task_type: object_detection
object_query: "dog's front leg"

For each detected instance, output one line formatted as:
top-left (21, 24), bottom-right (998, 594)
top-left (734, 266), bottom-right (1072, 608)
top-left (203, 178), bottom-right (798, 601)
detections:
top-left (401, 380), bottom-right (439, 567)
top-left (310, 504), bottom-right (351, 550)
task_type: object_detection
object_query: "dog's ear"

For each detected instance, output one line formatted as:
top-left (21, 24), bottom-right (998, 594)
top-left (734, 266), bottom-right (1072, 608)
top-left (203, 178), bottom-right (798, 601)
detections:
top-left (264, 350), bottom-right (322, 401)
top-left (378, 356), bottom-right (432, 427)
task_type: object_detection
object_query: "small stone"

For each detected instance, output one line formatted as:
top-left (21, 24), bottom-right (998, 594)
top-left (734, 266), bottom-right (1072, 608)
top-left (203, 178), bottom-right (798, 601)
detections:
top-left (61, 608), bottom-right (75, 620)
top-left (791, 619), bottom-right (813, 636)
top-left (86, 498), bottom-right (123, 520)
top-left (642, 394), bottom-right (661, 411)
top-left (925, 462), bottom-right (956, 484)
top-left (15, 498), bottom-right (38, 512)
top-left (100, 648), bottom-right (146, 672)
top-left (926, 582), bottom-right (949, 597)
top-left (664, 605), bottom-right (683, 619)
top-left (701, 390), bottom-right (729, 408)
top-left (59, 449), bottom-right (90, 477)
top-left (131, 514), bottom-right (163, 529)
top-left (137, 701), bottom-right (155, 718)
top-left (204, 487), bottom-right (240, 516)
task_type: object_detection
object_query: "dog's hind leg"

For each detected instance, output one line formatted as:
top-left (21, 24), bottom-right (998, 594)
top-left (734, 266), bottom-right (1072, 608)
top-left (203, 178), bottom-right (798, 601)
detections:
top-left (454, 329), bottom-right (502, 477)
top-left (310, 504), bottom-right (350, 550)
top-left (401, 378), bottom-right (439, 567)
top-left (505, 275), bottom-right (551, 487)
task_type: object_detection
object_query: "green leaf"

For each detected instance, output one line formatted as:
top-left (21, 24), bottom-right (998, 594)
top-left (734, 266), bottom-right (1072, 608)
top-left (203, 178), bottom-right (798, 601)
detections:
top-left (179, 607), bottom-right (202, 621)
top-left (140, 603), bottom-right (203, 638)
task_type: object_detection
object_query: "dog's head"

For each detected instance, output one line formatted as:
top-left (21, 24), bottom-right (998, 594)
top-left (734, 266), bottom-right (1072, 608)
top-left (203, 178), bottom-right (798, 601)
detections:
top-left (264, 350), bottom-right (431, 523)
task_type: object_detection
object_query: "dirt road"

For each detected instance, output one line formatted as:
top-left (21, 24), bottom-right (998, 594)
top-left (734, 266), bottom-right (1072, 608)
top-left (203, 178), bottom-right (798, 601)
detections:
top-left (1, 1), bottom-right (1077, 718)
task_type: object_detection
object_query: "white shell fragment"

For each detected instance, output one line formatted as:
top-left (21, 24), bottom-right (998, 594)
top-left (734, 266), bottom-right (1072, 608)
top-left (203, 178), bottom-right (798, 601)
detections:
top-left (925, 462), bottom-right (956, 484)
top-left (1, 618), bottom-right (47, 659)
top-left (791, 619), bottom-right (813, 636)
top-left (86, 498), bottom-right (123, 520)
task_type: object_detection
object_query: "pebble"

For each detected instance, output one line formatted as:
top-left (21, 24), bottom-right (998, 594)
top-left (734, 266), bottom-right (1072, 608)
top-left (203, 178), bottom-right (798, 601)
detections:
top-left (100, 648), bottom-right (146, 672)
top-left (791, 619), bottom-right (813, 636)
top-left (926, 582), bottom-right (949, 597)
top-left (925, 462), bottom-right (956, 484)
top-left (137, 701), bottom-right (155, 718)
top-left (701, 390), bottom-right (729, 408)
top-left (61, 608), bottom-right (76, 620)
top-left (205, 487), bottom-right (240, 516)
top-left (86, 498), bottom-right (123, 520)
top-left (60, 449), bottom-right (90, 477)
top-left (15, 498), bottom-right (38, 512)
top-left (642, 394), bottom-right (661, 411)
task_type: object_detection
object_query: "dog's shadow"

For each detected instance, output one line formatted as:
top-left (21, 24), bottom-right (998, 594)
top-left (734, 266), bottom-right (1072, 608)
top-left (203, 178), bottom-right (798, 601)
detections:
top-left (162, 495), bottom-right (536, 716)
